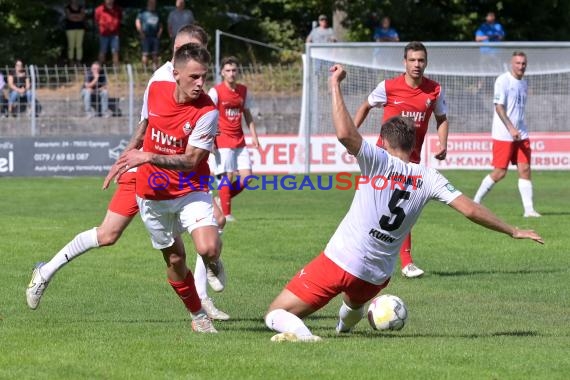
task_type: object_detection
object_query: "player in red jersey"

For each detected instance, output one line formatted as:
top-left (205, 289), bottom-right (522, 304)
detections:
top-left (353, 41), bottom-right (449, 279)
top-left (26, 26), bottom-right (222, 332)
top-left (111, 43), bottom-right (222, 332)
top-left (208, 56), bottom-right (261, 221)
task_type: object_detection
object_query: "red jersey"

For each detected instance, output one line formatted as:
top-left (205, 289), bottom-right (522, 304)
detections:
top-left (94, 4), bottom-right (122, 36)
top-left (208, 83), bottom-right (250, 148)
top-left (368, 74), bottom-right (447, 163)
top-left (136, 81), bottom-right (218, 200)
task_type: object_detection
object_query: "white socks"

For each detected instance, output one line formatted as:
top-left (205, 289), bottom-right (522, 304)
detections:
top-left (473, 174), bottom-right (496, 203)
top-left (337, 301), bottom-right (365, 332)
top-left (265, 309), bottom-right (313, 337)
top-left (194, 253), bottom-right (208, 300)
top-left (518, 178), bottom-right (535, 213)
top-left (40, 227), bottom-right (99, 281)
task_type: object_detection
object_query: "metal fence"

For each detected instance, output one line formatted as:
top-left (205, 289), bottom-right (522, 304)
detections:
top-left (0, 63), bottom-right (303, 138)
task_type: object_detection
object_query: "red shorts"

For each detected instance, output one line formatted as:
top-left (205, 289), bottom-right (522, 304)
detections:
top-left (492, 139), bottom-right (531, 169)
top-left (286, 252), bottom-right (390, 310)
top-left (107, 172), bottom-right (139, 217)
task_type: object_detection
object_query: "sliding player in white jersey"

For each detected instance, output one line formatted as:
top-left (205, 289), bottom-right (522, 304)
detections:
top-left (264, 64), bottom-right (543, 342)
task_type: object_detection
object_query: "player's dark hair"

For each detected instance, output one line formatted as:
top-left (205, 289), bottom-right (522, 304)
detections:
top-left (404, 41), bottom-right (427, 60)
top-left (173, 43), bottom-right (211, 68)
top-left (380, 116), bottom-right (416, 153)
top-left (220, 56), bottom-right (240, 70)
top-left (176, 24), bottom-right (209, 46)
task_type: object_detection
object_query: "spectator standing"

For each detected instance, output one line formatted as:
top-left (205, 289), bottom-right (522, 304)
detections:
top-left (64, 0), bottom-right (86, 65)
top-left (306, 14), bottom-right (337, 43)
top-left (475, 12), bottom-right (505, 43)
top-left (7, 60), bottom-right (32, 116)
top-left (168, 0), bottom-right (195, 42)
top-left (94, 0), bottom-right (122, 66)
top-left (81, 62), bottom-right (111, 118)
top-left (136, 0), bottom-right (163, 70)
top-left (373, 16), bottom-right (399, 42)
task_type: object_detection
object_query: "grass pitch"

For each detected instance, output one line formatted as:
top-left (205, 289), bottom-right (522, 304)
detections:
top-left (0, 171), bottom-right (568, 379)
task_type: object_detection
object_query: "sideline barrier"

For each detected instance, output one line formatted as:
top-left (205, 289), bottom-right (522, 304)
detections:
top-left (1, 133), bottom-right (569, 177)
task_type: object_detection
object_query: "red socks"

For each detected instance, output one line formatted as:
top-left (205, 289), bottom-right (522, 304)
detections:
top-left (400, 233), bottom-right (413, 268)
top-left (168, 271), bottom-right (201, 314)
top-left (219, 185), bottom-right (232, 216)
top-left (230, 181), bottom-right (245, 198)
top-left (219, 180), bottom-right (245, 216)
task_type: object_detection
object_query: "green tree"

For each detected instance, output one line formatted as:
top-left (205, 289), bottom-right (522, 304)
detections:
top-left (2, 0), bottom-right (570, 66)
top-left (0, 0), bottom-right (64, 66)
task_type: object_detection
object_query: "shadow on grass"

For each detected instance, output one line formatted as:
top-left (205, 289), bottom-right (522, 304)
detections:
top-left (535, 211), bottom-right (570, 216)
top-left (342, 330), bottom-right (541, 339)
top-left (429, 268), bottom-right (563, 277)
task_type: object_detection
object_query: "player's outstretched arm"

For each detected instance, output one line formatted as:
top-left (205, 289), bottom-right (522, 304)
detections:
top-left (330, 64), bottom-right (362, 156)
top-left (449, 194), bottom-right (544, 244)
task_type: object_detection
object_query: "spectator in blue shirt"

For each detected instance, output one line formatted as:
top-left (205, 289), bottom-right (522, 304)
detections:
top-left (136, 0), bottom-right (163, 69)
top-left (475, 12), bottom-right (505, 43)
top-left (373, 16), bottom-right (399, 42)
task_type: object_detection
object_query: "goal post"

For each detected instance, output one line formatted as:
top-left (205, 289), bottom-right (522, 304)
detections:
top-left (301, 42), bottom-right (570, 173)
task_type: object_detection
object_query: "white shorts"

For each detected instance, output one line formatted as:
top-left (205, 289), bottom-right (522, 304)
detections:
top-left (213, 147), bottom-right (252, 175)
top-left (137, 191), bottom-right (217, 250)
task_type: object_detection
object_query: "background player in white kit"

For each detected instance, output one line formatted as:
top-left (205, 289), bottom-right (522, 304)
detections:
top-left (473, 51), bottom-right (541, 218)
top-left (264, 64), bottom-right (543, 342)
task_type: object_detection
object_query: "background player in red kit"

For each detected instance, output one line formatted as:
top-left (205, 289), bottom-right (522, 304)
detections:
top-left (353, 41), bottom-right (449, 278)
top-left (209, 56), bottom-right (260, 221)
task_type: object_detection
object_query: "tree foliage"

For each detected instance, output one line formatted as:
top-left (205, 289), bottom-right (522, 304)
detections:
top-left (2, 0), bottom-right (570, 66)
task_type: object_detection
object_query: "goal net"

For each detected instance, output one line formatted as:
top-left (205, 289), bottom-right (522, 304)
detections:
top-left (300, 42), bottom-right (570, 172)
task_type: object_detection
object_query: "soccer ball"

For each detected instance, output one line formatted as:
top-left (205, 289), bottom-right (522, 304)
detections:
top-left (367, 294), bottom-right (408, 331)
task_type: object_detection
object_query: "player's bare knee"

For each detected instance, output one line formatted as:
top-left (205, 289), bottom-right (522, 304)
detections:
top-left (197, 242), bottom-right (220, 261)
top-left (491, 169), bottom-right (507, 182)
top-left (96, 228), bottom-right (123, 247)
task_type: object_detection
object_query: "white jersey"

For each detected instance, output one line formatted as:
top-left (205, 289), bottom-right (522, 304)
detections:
top-left (492, 71), bottom-right (528, 141)
top-left (324, 140), bottom-right (462, 285)
top-left (140, 61), bottom-right (174, 121)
